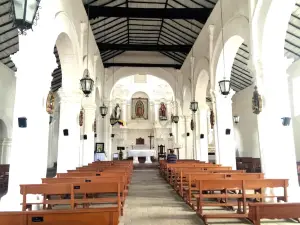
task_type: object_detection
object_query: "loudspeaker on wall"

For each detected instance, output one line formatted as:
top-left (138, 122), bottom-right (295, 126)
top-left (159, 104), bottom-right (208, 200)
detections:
top-left (200, 134), bottom-right (204, 139)
top-left (63, 129), bottom-right (69, 136)
top-left (225, 129), bottom-right (231, 135)
top-left (83, 135), bottom-right (87, 140)
top-left (187, 132), bottom-right (190, 136)
top-left (94, 134), bottom-right (97, 138)
top-left (18, 117), bottom-right (27, 128)
top-left (169, 133), bottom-right (173, 137)
top-left (111, 134), bottom-right (115, 138)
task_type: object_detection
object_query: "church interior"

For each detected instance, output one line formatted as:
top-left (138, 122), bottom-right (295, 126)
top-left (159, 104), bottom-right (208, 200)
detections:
top-left (1, 0), bottom-right (300, 224)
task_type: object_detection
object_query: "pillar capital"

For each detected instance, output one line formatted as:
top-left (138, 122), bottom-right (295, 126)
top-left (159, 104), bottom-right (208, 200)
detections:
top-left (57, 89), bottom-right (83, 104)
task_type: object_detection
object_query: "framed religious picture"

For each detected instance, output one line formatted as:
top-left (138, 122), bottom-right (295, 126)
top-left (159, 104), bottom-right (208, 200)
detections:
top-left (131, 97), bottom-right (148, 119)
top-left (95, 142), bottom-right (105, 153)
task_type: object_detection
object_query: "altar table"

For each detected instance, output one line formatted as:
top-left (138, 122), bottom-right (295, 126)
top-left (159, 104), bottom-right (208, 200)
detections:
top-left (128, 149), bottom-right (155, 164)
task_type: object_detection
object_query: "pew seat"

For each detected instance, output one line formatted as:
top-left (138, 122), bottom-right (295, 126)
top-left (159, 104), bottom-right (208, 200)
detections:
top-left (248, 202), bottom-right (300, 225)
top-left (0, 207), bottom-right (119, 225)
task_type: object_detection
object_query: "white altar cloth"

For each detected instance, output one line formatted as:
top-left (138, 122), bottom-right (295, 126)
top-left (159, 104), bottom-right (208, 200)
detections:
top-left (128, 149), bottom-right (155, 164)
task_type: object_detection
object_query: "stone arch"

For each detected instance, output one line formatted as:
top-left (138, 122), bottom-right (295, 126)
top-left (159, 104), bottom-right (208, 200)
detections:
top-left (0, 115), bottom-right (11, 138)
top-left (194, 57), bottom-right (210, 105)
top-left (257, 0), bottom-right (296, 63)
top-left (106, 67), bottom-right (176, 97)
top-left (182, 86), bottom-right (191, 116)
top-left (212, 15), bottom-right (250, 90)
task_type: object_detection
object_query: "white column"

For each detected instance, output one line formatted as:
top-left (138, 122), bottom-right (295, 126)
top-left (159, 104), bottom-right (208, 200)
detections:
top-left (0, 36), bottom-right (56, 210)
top-left (154, 101), bottom-right (160, 124)
top-left (213, 91), bottom-right (236, 169)
top-left (195, 111), bottom-right (201, 160)
top-left (199, 109), bottom-right (209, 162)
top-left (121, 100), bottom-right (127, 124)
top-left (0, 138), bottom-right (12, 164)
top-left (56, 89), bottom-right (82, 173)
top-left (47, 120), bottom-right (55, 168)
top-left (82, 104), bottom-right (96, 165)
top-left (183, 115), bottom-right (193, 159)
top-left (255, 59), bottom-right (300, 201)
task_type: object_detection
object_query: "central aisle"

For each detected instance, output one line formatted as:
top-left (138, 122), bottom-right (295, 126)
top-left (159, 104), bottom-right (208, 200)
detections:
top-left (119, 169), bottom-right (202, 225)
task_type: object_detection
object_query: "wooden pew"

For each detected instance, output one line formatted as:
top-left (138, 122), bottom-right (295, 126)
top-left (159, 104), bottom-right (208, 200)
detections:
top-left (183, 173), bottom-right (264, 206)
top-left (168, 165), bottom-right (231, 184)
top-left (42, 176), bottom-right (127, 215)
top-left (20, 183), bottom-right (73, 211)
top-left (0, 208), bottom-right (119, 225)
top-left (166, 164), bottom-right (225, 182)
top-left (173, 168), bottom-right (245, 191)
top-left (193, 179), bottom-right (288, 225)
top-left (248, 202), bottom-right (300, 225)
top-left (175, 170), bottom-right (248, 195)
top-left (20, 182), bottom-right (121, 215)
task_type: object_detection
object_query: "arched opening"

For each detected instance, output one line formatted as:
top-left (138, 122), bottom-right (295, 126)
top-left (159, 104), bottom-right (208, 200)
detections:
top-left (195, 69), bottom-right (210, 162)
top-left (107, 75), bottom-right (175, 163)
top-left (46, 31), bottom-right (79, 176)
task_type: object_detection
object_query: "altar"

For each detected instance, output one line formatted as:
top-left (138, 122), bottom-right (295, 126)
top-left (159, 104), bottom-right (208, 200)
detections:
top-left (128, 149), bottom-right (155, 164)
top-left (128, 138), bottom-right (155, 164)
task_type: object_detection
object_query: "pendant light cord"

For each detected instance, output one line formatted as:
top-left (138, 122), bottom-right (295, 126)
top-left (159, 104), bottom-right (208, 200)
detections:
top-left (86, 4), bottom-right (90, 77)
top-left (220, 0), bottom-right (226, 80)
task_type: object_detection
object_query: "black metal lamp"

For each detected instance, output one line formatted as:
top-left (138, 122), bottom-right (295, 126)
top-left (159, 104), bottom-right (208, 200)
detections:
top-left (80, 70), bottom-right (94, 97)
top-left (100, 104), bottom-right (108, 118)
top-left (171, 114), bottom-right (179, 123)
top-left (110, 117), bottom-right (118, 126)
top-left (233, 115), bottom-right (240, 124)
top-left (80, 4), bottom-right (94, 97)
top-left (12, 0), bottom-right (41, 34)
top-left (219, 79), bottom-right (231, 96)
top-left (190, 101), bottom-right (198, 113)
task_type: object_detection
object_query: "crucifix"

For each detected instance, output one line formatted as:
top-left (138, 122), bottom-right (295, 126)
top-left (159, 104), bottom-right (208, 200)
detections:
top-left (148, 134), bottom-right (154, 149)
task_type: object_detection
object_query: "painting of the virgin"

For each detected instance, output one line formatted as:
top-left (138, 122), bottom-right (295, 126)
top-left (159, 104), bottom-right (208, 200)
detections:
top-left (131, 97), bottom-right (148, 119)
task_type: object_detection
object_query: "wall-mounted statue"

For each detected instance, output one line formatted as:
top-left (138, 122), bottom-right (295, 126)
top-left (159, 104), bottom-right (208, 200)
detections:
top-left (111, 103), bottom-right (121, 120)
top-left (159, 102), bottom-right (167, 120)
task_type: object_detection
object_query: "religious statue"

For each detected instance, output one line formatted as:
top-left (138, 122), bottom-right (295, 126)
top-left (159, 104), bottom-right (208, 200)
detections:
top-left (112, 103), bottom-right (121, 120)
top-left (79, 109), bottom-right (84, 126)
top-left (159, 102), bottom-right (167, 120)
top-left (252, 86), bottom-right (262, 114)
top-left (46, 91), bottom-right (55, 114)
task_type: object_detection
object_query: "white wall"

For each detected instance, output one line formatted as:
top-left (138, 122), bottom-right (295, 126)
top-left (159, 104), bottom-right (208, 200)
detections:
top-left (0, 62), bottom-right (16, 164)
top-left (288, 60), bottom-right (300, 161)
top-left (232, 85), bottom-right (260, 158)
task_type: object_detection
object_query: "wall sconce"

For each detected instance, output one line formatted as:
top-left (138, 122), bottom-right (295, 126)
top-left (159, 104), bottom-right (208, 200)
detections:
top-left (282, 117), bottom-right (291, 126)
top-left (233, 115), bottom-right (240, 124)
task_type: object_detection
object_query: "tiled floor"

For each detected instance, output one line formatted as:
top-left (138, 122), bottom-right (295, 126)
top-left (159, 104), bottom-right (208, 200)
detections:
top-left (119, 169), bottom-right (297, 225)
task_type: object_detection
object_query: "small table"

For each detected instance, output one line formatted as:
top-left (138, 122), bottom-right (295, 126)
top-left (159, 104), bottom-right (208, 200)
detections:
top-left (94, 153), bottom-right (106, 161)
top-left (127, 149), bottom-right (155, 164)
